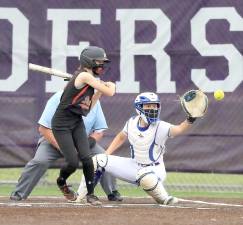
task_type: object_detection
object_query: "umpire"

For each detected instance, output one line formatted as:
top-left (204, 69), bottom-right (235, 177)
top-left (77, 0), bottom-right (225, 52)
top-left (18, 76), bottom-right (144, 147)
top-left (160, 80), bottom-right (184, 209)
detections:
top-left (10, 91), bottom-right (122, 202)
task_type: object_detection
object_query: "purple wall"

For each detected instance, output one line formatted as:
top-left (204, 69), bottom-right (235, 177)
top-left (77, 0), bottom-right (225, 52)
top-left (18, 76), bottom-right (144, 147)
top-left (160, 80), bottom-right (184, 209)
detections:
top-left (0, 1), bottom-right (243, 172)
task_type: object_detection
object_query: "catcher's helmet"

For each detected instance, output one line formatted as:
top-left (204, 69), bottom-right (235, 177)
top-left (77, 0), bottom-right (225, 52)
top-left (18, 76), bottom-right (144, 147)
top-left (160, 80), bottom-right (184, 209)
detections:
top-left (134, 92), bottom-right (161, 124)
top-left (80, 46), bottom-right (110, 74)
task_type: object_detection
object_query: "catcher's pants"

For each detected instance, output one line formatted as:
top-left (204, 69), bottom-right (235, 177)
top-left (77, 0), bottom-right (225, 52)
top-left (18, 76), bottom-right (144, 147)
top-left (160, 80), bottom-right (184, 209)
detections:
top-left (12, 138), bottom-right (118, 199)
top-left (104, 155), bottom-right (167, 184)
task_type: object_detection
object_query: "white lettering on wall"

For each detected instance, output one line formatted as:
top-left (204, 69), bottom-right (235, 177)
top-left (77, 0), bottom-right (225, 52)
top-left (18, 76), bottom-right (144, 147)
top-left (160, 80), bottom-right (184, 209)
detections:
top-left (0, 8), bottom-right (28, 91)
top-left (191, 7), bottom-right (243, 92)
top-left (47, 9), bottom-right (101, 92)
top-left (117, 9), bottom-right (175, 93)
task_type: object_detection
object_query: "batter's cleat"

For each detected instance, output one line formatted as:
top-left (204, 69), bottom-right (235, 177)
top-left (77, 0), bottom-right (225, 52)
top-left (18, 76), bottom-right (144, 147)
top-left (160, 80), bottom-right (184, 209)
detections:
top-left (86, 194), bottom-right (102, 206)
top-left (57, 183), bottom-right (77, 201)
top-left (10, 192), bottom-right (22, 201)
top-left (108, 190), bottom-right (123, 202)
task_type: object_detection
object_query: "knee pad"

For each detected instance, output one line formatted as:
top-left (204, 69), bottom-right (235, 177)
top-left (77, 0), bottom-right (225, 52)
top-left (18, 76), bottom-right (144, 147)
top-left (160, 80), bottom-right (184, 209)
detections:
top-left (92, 154), bottom-right (108, 171)
top-left (136, 168), bottom-right (169, 204)
top-left (136, 168), bottom-right (159, 191)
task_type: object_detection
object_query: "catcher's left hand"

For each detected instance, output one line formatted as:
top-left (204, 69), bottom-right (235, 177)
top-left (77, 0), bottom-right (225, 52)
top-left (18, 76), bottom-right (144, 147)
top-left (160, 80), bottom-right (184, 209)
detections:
top-left (180, 89), bottom-right (208, 118)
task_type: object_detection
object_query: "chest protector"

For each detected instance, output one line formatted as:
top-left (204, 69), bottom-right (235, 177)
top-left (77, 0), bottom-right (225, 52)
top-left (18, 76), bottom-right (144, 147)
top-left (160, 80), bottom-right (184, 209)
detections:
top-left (127, 116), bottom-right (164, 164)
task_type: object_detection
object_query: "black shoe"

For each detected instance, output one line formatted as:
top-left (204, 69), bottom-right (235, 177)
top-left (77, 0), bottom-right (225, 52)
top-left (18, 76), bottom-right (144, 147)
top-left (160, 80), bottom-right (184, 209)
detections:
top-left (10, 192), bottom-right (22, 201)
top-left (57, 178), bottom-right (77, 201)
top-left (108, 190), bottom-right (123, 202)
top-left (86, 194), bottom-right (102, 206)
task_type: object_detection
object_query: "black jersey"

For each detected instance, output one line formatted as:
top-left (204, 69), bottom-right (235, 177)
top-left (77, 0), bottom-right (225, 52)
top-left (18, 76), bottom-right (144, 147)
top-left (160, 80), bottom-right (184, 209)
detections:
top-left (52, 75), bottom-right (94, 129)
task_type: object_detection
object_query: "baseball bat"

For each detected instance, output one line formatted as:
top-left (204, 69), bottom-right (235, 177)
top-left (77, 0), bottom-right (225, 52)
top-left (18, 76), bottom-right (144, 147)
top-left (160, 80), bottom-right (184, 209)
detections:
top-left (29, 63), bottom-right (73, 79)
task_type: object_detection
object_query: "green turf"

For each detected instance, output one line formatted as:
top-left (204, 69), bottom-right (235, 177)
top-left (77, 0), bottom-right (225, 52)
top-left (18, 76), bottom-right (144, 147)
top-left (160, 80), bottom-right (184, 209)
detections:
top-left (166, 172), bottom-right (243, 185)
top-left (1, 169), bottom-right (243, 198)
top-left (1, 169), bottom-right (243, 185)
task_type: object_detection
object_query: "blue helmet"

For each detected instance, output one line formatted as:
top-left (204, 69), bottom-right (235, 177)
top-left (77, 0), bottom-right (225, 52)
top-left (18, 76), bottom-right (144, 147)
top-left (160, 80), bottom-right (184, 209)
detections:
top-left (134, 92), bottom-right (161, 124)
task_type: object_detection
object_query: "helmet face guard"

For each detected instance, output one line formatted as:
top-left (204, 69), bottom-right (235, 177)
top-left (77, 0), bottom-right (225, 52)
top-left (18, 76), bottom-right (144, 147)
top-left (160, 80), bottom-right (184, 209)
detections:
top-left (92, 63), bottom-right (108, 75)
top-left (136, 105), bottom-right (160, 124)
top-left (134, 92), bottom-right (161, 124)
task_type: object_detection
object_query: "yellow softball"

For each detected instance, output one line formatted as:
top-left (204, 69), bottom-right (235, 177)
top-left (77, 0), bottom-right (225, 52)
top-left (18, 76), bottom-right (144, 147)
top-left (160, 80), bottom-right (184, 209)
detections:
top-left (214, 89), bottom-right (224, 101)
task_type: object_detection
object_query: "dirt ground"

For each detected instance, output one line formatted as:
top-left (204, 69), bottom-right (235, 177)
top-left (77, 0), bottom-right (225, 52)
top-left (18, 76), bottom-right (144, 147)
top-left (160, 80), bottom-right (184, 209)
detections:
top-left (0, 197), bottom-right (242, 225)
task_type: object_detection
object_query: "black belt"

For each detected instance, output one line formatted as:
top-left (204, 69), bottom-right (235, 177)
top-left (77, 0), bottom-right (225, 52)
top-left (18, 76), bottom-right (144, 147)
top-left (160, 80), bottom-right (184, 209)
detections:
top-left (138, 162), bottom-right (160, 167)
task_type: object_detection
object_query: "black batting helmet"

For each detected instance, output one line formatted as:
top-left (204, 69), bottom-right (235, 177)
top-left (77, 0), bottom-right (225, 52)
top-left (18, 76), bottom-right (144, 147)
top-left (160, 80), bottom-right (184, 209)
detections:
top-left (80, 46), bottom-right (110, 69)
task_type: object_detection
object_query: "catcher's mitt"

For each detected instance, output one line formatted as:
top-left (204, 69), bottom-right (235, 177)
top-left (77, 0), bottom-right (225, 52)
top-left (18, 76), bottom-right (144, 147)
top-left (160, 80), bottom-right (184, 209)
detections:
top-left (180, 90), bottom-right (208, 118)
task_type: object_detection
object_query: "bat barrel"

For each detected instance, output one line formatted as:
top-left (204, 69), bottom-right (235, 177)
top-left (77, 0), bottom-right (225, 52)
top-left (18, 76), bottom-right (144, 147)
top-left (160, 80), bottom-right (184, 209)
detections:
top-left (29, 63), bottom-right (72, 79)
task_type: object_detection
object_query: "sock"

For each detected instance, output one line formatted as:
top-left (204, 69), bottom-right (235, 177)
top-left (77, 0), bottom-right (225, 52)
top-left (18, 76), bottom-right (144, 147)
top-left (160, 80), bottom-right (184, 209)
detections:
top-left (57, 176), bottom-right (66, 186)
top-left (82, 157), bottom-right (95, 195)
top-left (57, 165), bottom-right (76, 186)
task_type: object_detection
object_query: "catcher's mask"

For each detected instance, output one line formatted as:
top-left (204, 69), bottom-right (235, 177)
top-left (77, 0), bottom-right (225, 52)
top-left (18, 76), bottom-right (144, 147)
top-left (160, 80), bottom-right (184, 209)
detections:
top-left (134, 92), bottom-right (161, 124)
top-left (80, 46), bottom-right (110, 75)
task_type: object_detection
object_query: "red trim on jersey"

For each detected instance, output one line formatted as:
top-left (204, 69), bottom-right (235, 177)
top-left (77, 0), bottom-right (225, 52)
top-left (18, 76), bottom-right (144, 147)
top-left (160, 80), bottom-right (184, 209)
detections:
top-left (71, 84), bottom-right (89, 105)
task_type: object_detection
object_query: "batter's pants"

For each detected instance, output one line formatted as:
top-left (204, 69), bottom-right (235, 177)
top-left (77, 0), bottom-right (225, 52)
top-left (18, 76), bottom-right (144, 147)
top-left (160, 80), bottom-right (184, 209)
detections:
top-left (11, 138), bottom-right (118, 199)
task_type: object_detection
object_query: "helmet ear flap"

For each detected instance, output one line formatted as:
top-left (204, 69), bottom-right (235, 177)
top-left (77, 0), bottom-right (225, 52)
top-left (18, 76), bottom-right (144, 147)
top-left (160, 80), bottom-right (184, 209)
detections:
top-left (80, 54), bottom-right (96, 68)
top-left (135, 103), bottom-right (149, 123)
top-left (135, 102), bottom-right (143, 114)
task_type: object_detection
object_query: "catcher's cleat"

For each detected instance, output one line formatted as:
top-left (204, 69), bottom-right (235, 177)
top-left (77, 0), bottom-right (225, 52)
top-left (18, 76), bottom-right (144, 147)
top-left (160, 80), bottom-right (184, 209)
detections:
top-left (57, 183), bottom-right (77, 201)
top-left (108, 190), bottom-right (123, 202)
top-left (155, 196), bottom-right (178, 205)
top-left (162, 196), bottom-right (179, 205)
top-left (86, 194), bottom-right (102, 206)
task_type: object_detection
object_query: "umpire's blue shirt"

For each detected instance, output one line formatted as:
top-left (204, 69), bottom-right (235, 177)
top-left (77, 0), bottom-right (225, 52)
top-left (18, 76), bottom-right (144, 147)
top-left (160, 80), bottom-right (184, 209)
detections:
top-left (38, 91), bottom-right (108, 135)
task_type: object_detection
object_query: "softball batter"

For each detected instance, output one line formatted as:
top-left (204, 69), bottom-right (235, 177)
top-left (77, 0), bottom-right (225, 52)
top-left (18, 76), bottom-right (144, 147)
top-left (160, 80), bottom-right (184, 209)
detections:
top-left (52, 46), bottom-right (115, 205)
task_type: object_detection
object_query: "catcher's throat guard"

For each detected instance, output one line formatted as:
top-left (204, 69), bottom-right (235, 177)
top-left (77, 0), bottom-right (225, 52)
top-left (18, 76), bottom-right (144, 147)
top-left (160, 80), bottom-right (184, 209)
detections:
top-left (180, 90), bottom-right (208, 118)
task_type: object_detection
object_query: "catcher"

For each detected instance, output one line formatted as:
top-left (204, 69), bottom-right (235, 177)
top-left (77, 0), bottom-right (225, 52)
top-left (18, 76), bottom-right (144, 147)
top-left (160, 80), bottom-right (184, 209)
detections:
top-left (91, 90), bottom-right (208, 205)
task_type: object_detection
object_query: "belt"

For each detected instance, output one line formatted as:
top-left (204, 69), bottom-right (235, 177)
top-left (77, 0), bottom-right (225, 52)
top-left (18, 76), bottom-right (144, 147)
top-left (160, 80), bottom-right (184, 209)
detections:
top-left (138, 162), bottom-right (160, 167)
